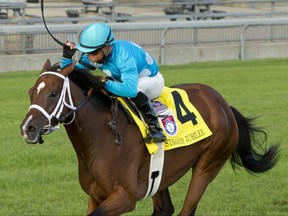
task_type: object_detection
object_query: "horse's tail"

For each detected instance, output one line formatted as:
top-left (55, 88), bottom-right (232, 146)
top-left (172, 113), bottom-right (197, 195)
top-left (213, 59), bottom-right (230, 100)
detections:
top-left (229, 106), bottom-right (279, 174)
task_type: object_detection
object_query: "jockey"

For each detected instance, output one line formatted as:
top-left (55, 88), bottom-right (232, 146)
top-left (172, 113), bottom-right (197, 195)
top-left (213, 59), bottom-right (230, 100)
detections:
top-left (61, 22), bottom-right (166, 143)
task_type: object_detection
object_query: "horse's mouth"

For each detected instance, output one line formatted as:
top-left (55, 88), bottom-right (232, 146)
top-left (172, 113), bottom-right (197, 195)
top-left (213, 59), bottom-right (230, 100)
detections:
top-left (22, 126), bottom-right (47, 144)
top-left (24, 137), bottom-right (39, 144)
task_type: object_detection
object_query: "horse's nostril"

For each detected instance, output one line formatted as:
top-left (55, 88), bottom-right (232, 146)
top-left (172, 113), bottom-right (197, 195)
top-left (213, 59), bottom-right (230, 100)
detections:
top-left (27, 125), bottom-right (36, 133)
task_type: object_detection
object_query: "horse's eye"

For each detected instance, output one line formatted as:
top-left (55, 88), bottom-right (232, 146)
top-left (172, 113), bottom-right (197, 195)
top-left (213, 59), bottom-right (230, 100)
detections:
top-left (50, 91), bottom-right (58, 98)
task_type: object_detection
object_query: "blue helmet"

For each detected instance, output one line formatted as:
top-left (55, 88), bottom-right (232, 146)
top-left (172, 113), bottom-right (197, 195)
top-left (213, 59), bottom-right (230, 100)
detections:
top-left (76, 23), bottom-right (114, 53)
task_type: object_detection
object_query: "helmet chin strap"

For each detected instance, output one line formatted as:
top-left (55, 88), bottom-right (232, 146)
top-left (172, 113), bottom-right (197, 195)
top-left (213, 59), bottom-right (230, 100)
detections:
top-left (103, 45), bottom-right (112, 57)
top-left (97, 46), bottom-right (112, 64)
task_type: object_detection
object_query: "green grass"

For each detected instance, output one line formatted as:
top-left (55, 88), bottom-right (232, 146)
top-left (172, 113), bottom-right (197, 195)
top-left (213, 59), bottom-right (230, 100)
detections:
top-left (0, 59), bottom-right (287, 215)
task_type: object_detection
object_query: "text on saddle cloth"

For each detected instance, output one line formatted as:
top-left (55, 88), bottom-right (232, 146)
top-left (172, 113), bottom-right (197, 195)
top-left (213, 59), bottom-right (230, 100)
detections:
top-left (117, 86), bottom-right (213, 154)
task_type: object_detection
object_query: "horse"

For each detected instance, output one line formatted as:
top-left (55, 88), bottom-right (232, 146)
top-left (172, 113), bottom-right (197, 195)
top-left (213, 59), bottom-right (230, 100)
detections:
top-left (20, 59), bottom-right (279, 216)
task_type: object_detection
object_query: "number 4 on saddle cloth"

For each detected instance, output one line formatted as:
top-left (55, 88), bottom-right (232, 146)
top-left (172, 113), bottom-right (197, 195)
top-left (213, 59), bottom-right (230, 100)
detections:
top-left (117, 86), bottom-right (213, 154)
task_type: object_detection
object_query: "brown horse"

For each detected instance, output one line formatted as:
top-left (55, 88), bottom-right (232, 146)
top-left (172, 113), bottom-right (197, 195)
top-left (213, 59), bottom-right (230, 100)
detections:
top-left (20, 59), bottom-right (279, 216)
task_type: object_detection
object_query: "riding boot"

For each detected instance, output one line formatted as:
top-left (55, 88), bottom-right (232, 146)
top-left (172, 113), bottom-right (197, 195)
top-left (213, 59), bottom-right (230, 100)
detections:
top-left (132, 92), bottom-right (166, 143)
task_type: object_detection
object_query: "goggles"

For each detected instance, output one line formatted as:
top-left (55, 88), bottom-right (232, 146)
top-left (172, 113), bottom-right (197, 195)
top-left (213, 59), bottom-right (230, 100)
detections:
top-left (87, 48), bottom-right (103, 55)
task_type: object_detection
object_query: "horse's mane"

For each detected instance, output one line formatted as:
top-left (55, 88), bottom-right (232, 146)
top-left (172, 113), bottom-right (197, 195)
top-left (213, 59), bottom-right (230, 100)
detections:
top-left (48, 62), bottom-right (112, 107)
top-left (68, 68), bottom-right (101, 93)
top-left (68, 67), bottom-right (113, 107)
top-left (49, 62), bottom-right (61, 72)
top-left (48, 62), bottom-right (103, 93)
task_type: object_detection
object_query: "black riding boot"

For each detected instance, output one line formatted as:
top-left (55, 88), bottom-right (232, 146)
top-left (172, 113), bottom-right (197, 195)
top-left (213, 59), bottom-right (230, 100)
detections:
top-left (132, 92), bottom-right (166, 143)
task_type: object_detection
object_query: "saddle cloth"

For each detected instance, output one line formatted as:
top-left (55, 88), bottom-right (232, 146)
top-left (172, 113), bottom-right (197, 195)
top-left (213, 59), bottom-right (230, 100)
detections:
top-left (117, 86), bottom-right (212, 154)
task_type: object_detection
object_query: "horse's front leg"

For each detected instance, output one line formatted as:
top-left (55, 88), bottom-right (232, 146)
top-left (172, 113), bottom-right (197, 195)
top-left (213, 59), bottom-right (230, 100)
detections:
top-left (152, 188), bottom-right (175, 216)
top-left (87, 196), bottom-right (97, 215)
top-left (87, 186), bottom-right (136, 216)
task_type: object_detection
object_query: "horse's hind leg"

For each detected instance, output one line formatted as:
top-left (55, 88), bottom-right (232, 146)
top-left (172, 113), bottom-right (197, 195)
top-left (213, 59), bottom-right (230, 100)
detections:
top-left (179, 159), bottom-right (227, 216)
top-left (152, 188), bottom-right (175, 216)
top-left (190, 205), bottom-right (198, 216)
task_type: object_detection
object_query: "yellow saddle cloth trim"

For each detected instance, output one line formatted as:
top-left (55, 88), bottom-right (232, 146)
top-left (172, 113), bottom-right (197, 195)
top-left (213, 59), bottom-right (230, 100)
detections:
top-left (117, 86), bottom-right (212, 154)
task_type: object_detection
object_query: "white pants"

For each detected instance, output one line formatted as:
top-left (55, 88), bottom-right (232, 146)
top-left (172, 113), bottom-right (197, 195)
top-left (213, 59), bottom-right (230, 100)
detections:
top-left (138, 72), bottom-right (164, 100)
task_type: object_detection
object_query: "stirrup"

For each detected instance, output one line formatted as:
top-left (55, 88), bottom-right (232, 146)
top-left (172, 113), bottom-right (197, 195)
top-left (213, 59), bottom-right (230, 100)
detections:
top-left (144, 130), bottom-right (166, 144)
top-left (144, 135), bottom-right (153, 144)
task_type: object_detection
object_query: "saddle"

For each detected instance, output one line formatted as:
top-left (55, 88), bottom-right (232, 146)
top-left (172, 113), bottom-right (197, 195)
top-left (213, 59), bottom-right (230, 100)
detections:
top-left (107, 86), bottom-right (213, 154)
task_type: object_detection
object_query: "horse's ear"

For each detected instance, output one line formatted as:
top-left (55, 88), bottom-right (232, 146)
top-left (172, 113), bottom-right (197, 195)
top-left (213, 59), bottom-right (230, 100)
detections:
top-left (61, 63), bottom-right (75, 77)
top-left (41, 59), bottom-right (51, 73)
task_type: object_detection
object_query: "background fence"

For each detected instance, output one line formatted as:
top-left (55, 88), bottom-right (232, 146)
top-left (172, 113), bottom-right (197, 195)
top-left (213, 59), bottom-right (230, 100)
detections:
top-left (1, 18), bottom-right (288, 57)
top-left (1, 0), bottom-right (288, 71)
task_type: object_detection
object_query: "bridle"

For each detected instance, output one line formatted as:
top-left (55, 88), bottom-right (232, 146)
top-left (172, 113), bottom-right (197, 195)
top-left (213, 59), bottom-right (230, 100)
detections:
top-left (29, 71), bottom-right (89, 136)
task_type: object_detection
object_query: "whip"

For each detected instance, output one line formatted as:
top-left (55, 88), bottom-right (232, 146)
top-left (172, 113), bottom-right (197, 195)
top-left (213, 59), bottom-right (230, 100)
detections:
top-left (41, 0), bottom-right (66, 47)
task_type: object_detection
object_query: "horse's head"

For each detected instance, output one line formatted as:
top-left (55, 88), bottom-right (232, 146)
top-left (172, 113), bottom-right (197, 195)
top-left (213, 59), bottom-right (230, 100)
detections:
top-left (20, 59), bottom-right (75, 144)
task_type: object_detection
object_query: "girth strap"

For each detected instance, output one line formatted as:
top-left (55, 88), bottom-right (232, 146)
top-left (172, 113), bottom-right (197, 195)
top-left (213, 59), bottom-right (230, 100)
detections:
top-left (108, 97), bottom-right (122, 144)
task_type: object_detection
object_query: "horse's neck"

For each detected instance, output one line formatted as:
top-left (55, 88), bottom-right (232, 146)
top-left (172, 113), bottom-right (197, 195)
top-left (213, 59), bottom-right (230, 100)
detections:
top-left (64, 83), bottom-right (111, 154)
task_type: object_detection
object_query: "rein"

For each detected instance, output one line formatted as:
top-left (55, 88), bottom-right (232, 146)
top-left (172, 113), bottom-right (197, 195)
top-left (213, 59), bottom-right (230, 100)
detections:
top-left (29, 71), bottom-right (90, 138)
top-left (57, 89), bottom-right (92, 123)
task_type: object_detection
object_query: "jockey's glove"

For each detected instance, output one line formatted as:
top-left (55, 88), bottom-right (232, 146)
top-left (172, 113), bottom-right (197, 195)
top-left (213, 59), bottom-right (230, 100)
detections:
top-left (94, 77), bottom-right (107, 89)
top-left (63, 44), bottom-right (76, 59)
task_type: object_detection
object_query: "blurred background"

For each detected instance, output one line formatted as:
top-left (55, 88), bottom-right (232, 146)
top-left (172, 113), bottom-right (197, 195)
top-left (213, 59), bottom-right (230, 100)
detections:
top-left (1, 0), bottom-right (288, 72)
